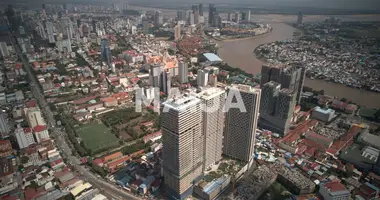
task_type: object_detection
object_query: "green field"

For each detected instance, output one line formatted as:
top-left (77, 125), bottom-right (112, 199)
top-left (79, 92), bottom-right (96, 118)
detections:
top-left (76, 121), bottom-right (118, 154)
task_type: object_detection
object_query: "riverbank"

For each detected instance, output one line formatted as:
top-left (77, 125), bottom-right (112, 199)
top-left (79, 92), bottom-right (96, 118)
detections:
top-left (217, 23), bottom-right (380, 108)
top-left (214, 30), bottom-right (273, 42)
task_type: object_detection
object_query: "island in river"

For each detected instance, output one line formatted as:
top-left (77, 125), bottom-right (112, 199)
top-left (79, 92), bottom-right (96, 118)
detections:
top-left (217, 23), bottom-right (380, 108)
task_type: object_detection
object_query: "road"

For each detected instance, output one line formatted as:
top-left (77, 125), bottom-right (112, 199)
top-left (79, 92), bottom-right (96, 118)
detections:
top-left (10, 32), bottom-right (140, 200)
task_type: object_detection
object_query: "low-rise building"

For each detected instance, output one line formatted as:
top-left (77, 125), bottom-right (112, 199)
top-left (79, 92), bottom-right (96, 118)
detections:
top-left (100, 97), bottom-right (118, 107)
top-left (33, 125), bottom-right (50, 143)
top-left (311, 106), bottom-right (336, 122)
top-left (319, 181), bottom-right (350, 200)
top-left (15, 127), bottom-right (35, 149)
top-left (305, 131), bottom-right (333, 148)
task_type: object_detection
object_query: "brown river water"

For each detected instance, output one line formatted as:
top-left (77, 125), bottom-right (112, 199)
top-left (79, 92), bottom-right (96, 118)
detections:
top-left (217, 23), bottom-right (380, 108)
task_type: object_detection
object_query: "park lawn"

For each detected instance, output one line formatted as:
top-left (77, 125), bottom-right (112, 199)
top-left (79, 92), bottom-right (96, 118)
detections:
top-left (76, 121), bottom-right (118, 154)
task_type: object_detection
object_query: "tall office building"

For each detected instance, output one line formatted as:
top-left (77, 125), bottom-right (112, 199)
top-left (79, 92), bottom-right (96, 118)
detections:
top-left (208, 4), bottom-right (216, 25)
top-left (174, 24), bottom-right (181, 41)
top-left (260, 81), bottom-right (281, 115)
top-left (234, 12), bottom-right (240, 23)
top-left (149, 64), bottom-right (162, 88)
top-left (162, 95), bottom-right (203, 199)
top-left (241, 10), bottom-right (251, 21)
top-left (123, 3), bottom-right (129, 10)
top-left (259, 63), bottom-right (304, 135)
top-left (188, 12), bottom-right (194, 25)
top-left (275, 89), bottom-right (296, 120)
top-left (223, 84), bottom-right (260, 163)
top-left (196, 88), bottom-right (226, 170)
top-left (178, 62), bottom-right (188, 84)
top-left (260, 63), bottom-right (304, 104)
top-left (0, 42), bottom-right (9, 58)
top-left (155, 10), bottom-right (163, 26)
top-left (177, 10), bottom-right (187, 21)
top-left (297, 12), bottom-right (303, 25)
top-left (197, 69), bottom-right (208, 87)
top-left (46, 21), bottom-right (55, 43)
top-left (227, 12), bottom-right (233, 21)
top-left (142, 18), bottom-right (150, 34)
top-left (199, 4), bottom-right (204, 16)
top-left (212, 14), bottom-right (222, 28)
top-left (100, 39), bottom-right (111, 66)
top-left (62, 17), bottom-right (74, 40)
top-left (160, 71), bottom-right (171, 94)
top-left (192, 5), bottom-right (199, 24)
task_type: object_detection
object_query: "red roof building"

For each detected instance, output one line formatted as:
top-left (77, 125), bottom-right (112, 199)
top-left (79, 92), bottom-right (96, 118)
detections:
top-left (143, 131), bottom-right (162, 143)
top-left (33, 125), bottom-right (47, 133)
top-left (319, 181), bottom-right (350, 200)
top-left (92, 158), bottom-right (104, 167)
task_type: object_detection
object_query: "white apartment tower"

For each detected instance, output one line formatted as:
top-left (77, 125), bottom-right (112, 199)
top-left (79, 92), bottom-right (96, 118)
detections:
top-left (223, 84), bottom-right (261, 162)
top-left (162, 95), bottom-right (203, 200)
top-left (196, 88), bottom-right (226, 170)
top-left (197, 69), bottom-right (208, 87)
top-left (178, 62), bottom-right (188, 84)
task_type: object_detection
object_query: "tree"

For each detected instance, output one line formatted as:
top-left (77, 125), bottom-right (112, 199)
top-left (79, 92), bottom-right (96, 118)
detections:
top-left (21, 156), bottom-right (29, 164)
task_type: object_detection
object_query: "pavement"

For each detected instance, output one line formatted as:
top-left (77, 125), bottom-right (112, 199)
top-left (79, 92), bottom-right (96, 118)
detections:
top-left (10, 32), bottom-right (140, 200)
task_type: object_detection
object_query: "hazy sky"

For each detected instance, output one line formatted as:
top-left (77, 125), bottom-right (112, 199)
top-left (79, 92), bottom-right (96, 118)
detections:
top-left (5, 0), bottom-right (380, 11)
top-left (127, 0), bottom-right (380, 10)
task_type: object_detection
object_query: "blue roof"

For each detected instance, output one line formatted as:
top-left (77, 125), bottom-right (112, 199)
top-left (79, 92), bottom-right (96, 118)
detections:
top-left (203, 53), bottom-right (223, 62)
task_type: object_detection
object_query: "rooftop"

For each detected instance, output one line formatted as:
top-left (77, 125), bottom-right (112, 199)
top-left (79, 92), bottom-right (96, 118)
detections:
top-left (230, 84), bottom-right (260, 94)
top-left (322, 181), bottom-right (348, 193)
top-left (163, 94), bottom-right (201, 112)
top-left (194, 87), bottom-right (225, 100)
top-left (314, 106), bottom-right (335, 115)
top-left (203, 53), bottom-right (222, 62)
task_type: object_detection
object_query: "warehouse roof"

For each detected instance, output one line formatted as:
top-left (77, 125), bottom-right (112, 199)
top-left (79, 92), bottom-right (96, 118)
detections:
top-left (203, 53), bottom-right (222, 62)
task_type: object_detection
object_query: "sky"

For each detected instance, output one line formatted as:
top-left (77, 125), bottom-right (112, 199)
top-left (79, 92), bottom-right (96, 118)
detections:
top-left (4, 0), bottom-right (380, 11)
top-left (126, 0), bottom-right (380, 10)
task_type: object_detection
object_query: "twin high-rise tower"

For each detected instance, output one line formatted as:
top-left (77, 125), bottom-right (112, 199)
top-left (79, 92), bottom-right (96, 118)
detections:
top-left (259, 63), bottom-right (306, 135)
top-left (162, 85), bottom-right (261, 199)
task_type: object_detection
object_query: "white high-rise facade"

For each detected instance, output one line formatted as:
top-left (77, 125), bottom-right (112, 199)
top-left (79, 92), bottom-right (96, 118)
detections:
top-left (178, 62), bottom-right (188, 84)
top-left (197, 69), bottom-right (208, 87)
top-left (195, 88), bottom-right (226, 170)
top-left (162, 95), bottom-right (203, 200)
top-left (46, 21), bottom-right (55, 43)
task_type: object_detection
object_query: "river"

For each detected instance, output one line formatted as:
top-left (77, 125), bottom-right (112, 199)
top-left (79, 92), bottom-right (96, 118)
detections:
top-left (217, 23), bottom-right (380, 108)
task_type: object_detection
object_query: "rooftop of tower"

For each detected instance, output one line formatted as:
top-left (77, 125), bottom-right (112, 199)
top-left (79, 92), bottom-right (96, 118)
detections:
top-left (230, 84), bottom-right (261, 94)
top-left (194, 87), bottom-right (225, 100)
top-left (263, 81), bottom-right (281, 88)
top-left (163, 94), bottom-right (200, 111)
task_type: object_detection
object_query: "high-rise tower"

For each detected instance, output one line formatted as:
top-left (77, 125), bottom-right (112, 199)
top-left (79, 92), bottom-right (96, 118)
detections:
top-left (195, 88), bottom-right (226, 170)
top-left (208, 4), bottom-right (216, 25)
top-left (100, 39), bottom-right (111, 66)
top-left (223, 84), bottom-right (261, 163)
top-left (162, 95), bottom-right (203, 200)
